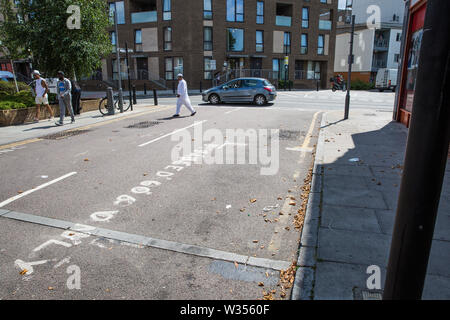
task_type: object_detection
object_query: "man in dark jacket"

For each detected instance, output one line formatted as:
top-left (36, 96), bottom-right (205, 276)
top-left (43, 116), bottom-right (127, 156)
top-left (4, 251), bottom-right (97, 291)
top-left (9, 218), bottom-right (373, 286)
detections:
top-left (71, 79), bottom-right (82, 115)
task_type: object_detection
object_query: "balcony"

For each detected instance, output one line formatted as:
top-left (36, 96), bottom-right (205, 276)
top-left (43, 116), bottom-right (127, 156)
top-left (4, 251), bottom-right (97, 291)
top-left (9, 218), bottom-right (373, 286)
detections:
top-left (131, 11), bottom-right (157, 23)
top-left (374, 39), bottom-right (389, 51)
top-left (276, 16), bottom-right (292, 27)
top-left (319, 20), bottom-right (332, 30)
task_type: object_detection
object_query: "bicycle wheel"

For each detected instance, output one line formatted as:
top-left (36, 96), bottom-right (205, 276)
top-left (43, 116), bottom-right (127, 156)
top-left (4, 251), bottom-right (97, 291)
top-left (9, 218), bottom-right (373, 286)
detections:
top-left (114, 96), bottom-right (131, 112)
top-left (99, 97), bottom-right (109, 115)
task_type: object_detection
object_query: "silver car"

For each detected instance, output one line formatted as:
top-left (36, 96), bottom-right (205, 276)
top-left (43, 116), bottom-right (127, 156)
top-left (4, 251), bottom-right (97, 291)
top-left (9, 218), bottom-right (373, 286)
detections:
top-left (202, 78), bottom-right (277, 106)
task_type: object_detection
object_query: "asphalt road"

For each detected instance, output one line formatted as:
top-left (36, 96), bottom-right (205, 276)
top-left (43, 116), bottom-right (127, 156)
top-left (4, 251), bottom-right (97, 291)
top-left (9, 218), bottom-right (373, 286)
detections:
top-left (0, 90), bottom-right (395, 300)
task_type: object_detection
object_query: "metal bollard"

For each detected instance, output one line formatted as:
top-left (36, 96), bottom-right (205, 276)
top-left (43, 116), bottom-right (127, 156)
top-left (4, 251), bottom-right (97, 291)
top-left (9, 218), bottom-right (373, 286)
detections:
top-left (172, 82), bottom-right (175, 94)
top-left (144, 83), bottom-right (147, 95)
top-left (200, 81), bottom-right (202, 93)
top-left (107, 87), bottom-right (114, 115)
top-left (132, 85), bottom-right (137, 105)
top-left (153, 89), bottom-right (158, 106)
top-left (118, 88), bottom-right (124, 113)
top-left (317, 80), bottom-right (320, 92)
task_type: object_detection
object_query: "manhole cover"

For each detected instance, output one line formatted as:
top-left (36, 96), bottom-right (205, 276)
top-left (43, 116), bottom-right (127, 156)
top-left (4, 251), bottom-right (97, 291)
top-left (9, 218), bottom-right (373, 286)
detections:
top-left (353, 287), bottom-right (383, 300)
top-left (41, 129), bottom-right (91, 140)
top-left (278, 130), bottom-right (304, 141)
top-left (126, 121), bottom-right (162, 129)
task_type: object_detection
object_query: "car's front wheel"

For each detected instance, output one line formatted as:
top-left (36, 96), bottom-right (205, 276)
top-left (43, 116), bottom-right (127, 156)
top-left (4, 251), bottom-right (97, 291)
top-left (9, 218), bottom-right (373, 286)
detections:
top-left (254, 94), bottom-right (267, 106)
top-left (209, 94), bottom-right (220, 105)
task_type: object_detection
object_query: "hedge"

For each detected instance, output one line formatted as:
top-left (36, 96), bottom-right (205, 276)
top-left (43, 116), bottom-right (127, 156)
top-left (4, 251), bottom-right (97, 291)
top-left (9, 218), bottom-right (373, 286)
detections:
top-left (0, 81), bottom-right (31, 95)
top-left (0, 101), bottom-right (27, 110)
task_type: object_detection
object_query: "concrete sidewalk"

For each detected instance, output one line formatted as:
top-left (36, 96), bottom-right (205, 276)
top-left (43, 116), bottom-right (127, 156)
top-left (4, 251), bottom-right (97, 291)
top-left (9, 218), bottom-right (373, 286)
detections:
top-left (0, 103), bottom-right (172, 147)
top-left (292, 109), bottom-right (450, 300)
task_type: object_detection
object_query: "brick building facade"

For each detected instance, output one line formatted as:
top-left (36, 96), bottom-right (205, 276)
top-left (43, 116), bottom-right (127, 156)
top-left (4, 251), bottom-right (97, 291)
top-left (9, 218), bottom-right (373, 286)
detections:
top-left (96, 0), bottom-right (338, 91)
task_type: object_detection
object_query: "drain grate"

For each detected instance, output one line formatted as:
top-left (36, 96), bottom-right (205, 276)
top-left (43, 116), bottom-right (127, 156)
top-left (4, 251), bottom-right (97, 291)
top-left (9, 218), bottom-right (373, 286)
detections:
top-left (278, 130), bottom-right (304, 141)
top-left (126, 121), bottom-right (162, 129)
top-left (41, 129), bottom-right (91, 140)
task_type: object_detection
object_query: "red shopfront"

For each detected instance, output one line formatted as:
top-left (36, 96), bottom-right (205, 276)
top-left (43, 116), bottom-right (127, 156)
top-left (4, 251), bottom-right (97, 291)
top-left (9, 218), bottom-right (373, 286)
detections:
top-left (396, 0), bottom-right (427, 127)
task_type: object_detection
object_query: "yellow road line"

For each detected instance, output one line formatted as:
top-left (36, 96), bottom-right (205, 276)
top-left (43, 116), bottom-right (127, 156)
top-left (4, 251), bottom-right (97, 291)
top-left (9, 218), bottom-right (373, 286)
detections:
top-left (302, 111), bottom-right (322, 149)
top-left (0, 105), bottom-right (174, 150)
top-left (0, 138), bottom-right (42, 151)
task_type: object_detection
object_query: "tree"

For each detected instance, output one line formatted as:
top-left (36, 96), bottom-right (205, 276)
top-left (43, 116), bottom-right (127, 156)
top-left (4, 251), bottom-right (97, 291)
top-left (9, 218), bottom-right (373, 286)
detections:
top-left (0, 0), bottom-right (112, 79)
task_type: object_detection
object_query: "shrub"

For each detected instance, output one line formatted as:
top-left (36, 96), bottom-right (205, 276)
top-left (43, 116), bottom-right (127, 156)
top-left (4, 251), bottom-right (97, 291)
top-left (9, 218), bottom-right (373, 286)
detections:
top-left (351, 80), bottom-right (375, 90)
top-left (0, 81), bottom-right (31, 95)
top-left (278, 80), bottom-right (293, 89)
top-left (0, 90), bottom-right (35, 107)
top-left (0, 101), bottom-right (27, 110)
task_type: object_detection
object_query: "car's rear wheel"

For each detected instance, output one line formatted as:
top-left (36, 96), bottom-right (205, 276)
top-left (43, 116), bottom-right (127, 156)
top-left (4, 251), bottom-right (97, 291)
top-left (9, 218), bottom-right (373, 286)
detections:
top-left (254, 94), bottom-right (267, 106)
top-left (209, 94), bottom-right (220, 105)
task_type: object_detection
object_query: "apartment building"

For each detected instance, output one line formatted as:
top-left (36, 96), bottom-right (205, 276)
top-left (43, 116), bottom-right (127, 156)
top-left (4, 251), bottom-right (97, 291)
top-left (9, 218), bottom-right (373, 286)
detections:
top-left (334, 0), bottom-right (405, 83)
top-left (96, 0), bottom-right (338, 90)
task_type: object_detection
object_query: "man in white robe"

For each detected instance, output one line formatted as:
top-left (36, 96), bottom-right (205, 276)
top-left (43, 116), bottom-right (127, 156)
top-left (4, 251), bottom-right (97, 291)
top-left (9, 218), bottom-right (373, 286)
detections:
top-left (173, 74), bottom-right (196, 117)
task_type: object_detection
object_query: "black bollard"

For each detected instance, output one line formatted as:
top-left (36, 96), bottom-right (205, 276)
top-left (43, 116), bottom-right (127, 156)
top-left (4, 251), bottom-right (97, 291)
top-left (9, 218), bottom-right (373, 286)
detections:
top-left (144, 83), bottom-right (147, 95)
top-left (172, 82), bottom-right (175, 94)
top-left (132, 85), bottom-right (137, 105)
top-left (200, 81), bottom-right (202, 93)
top-left (153, 89), bottom-right (158, 106)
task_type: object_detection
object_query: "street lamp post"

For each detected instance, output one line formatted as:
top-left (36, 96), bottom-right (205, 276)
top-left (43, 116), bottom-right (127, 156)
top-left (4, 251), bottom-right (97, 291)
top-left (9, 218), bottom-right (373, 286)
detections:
top-left (344, 15), bottom-right (355, 120)
top-left (114, 7), bottom-right (124, 113)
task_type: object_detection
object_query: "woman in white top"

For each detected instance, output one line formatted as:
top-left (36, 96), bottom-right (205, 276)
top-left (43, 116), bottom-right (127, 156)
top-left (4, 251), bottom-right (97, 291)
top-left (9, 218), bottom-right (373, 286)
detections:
top-left (33, 70), bottom-right (54, 122)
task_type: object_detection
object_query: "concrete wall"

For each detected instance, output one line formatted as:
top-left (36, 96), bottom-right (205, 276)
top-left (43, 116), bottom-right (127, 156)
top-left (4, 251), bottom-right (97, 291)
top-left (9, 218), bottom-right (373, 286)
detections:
top-left (387, 28), bottom-right (402, 70)
top-left (334, 28), bottom-right (374, 73)
top-left (351, 0), bottom-right (405, 25)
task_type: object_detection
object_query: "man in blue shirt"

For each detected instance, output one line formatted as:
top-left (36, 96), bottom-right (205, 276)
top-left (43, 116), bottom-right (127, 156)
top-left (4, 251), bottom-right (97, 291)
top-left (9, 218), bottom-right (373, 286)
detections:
top-left (55, 71), bottom-right (75, 126)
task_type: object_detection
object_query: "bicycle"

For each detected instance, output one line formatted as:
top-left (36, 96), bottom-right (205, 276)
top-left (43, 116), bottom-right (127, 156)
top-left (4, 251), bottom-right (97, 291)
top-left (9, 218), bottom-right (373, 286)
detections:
top-left (98, 94), bottom-right (131, 115)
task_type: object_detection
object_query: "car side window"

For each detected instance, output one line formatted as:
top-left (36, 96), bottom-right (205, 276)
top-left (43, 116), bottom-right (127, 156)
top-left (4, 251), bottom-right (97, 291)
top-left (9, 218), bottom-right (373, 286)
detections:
top-left (244, 80), bottom-right (260, 87)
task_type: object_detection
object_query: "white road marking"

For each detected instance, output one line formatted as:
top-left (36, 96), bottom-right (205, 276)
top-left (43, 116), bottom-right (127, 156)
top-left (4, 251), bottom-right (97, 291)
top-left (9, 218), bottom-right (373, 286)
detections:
top-left (138, 121), bottom-right (207, 147)
top-left (0, 172), bottom-right (77, 208)
top-left (15, 259), bottom-right (48, 275)
top-left (225, 108), bottom-right (241, 114)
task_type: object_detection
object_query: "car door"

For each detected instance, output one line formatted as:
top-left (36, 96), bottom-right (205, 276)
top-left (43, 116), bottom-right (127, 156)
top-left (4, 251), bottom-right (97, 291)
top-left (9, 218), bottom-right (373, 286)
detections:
top-left (243, 79), bottom-right (261, 101)
top-left (220, 80), bottom-right (239, 102)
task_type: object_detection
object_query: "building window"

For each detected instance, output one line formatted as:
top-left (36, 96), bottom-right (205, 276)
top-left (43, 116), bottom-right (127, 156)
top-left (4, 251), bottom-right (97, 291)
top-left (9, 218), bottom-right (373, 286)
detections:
top-left (256, 1), bottom-right (264, 24)
top-left (204, 27), bottom-right (213, 51)
top-left (284, 32), bottom-right (291, 54)
top-left (227, 0), bottom-right (244, 22)
top-left (318, 35), bottom-right (324, 55)
top-left (307, 61), bottom-right (321, 80)
top-left (110, 31), bottom-right (116, 52)
top-left (319, 10), bottom-right (332, 30)
top-left (227, 28), bottom-right (244, 52)
top-left (164, 27), bottom-right (172, 51)
top-left (394, 54), bottom-right (400, 63)
top-left (204, 0), bottom-right (213, 20)
top-left (109, 1), bottom-right (125, 24)
top-left (272, 59), bottom-right (280, 80)
top-left (295, 60), bottom-right (305, 80)
top-left (135, 29), bottom-right (142, 52)
top-left (396, 33), bottom-right (402, 41)
top-left (320, 0), bottom-right (326, 3)
top-left (301, 33), bottom-right (308, 54)
top-left (165, 57), bottom-right (183, 80)
top-left (302, 7), bottom-right (309, 28)
top-left (204, 57), bottom-right (214, 80)
top-left (256, 30), bottom-right (264, 52)
top-left (163, 0), bottom-right (171, 20)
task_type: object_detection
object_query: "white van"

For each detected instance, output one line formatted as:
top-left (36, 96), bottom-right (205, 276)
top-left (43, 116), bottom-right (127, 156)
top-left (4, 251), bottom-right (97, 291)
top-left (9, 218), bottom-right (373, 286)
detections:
top-left (375, 68), bottom-right (398, 92)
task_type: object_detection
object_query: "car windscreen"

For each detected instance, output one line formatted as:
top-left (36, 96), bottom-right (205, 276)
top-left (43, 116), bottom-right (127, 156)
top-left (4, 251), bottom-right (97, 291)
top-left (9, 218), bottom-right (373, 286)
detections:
top-left (263, 80), bottom-right (272, 86)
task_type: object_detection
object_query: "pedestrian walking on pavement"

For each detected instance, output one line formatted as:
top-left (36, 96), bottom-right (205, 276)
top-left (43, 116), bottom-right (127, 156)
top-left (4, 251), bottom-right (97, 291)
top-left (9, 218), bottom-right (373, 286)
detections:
top-left (71, 79), bottom-right (82, 115)
top-left (55, 71), bottom-right (75, 126)
top-left (173, 74), bottom-right (196, 117)
top-left (32, 70), bottom-right (54, 122)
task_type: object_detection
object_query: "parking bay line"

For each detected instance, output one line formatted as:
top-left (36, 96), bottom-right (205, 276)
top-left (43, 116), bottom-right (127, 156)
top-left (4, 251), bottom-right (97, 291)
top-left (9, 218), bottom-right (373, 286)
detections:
top-left (0, 172), bottom-right (77, 208)
top-left (0, 210), bottom-right (291, 271)
top-left (138, 120), bottom-right (208, 147)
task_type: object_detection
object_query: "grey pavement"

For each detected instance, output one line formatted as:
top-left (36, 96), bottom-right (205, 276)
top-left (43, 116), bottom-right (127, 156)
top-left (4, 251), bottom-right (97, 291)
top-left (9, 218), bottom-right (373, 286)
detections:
top-left (292, 109), bottom-right (450, 300)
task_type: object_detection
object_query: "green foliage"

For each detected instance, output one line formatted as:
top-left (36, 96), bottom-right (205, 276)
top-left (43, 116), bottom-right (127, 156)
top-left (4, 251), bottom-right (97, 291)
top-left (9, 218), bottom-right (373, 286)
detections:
top-left (0, 90), bottom-right (35, 107)
top-left (0, 81), bottom-right (30, 94)
top-left (0, 101), bottom-right (27, 110)
top-left (351, 80), bottom-right (375, 91)
top-left (0, 0), bottom-right (112, 78)
top-left (278, 80), bottom-right (293, 89)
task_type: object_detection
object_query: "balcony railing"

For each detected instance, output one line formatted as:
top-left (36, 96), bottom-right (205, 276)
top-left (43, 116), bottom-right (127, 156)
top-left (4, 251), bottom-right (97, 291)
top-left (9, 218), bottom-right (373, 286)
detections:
top-left (319, 20), bottom-right (332, 30)
top-left (374, 39), bottom-right (389, 49)
top-left (372, 59), bottom-right (387, 69)
top-left (131, 11), bottom-right (157, 24)
top-left (276, 16), bottom-right (292, 27)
